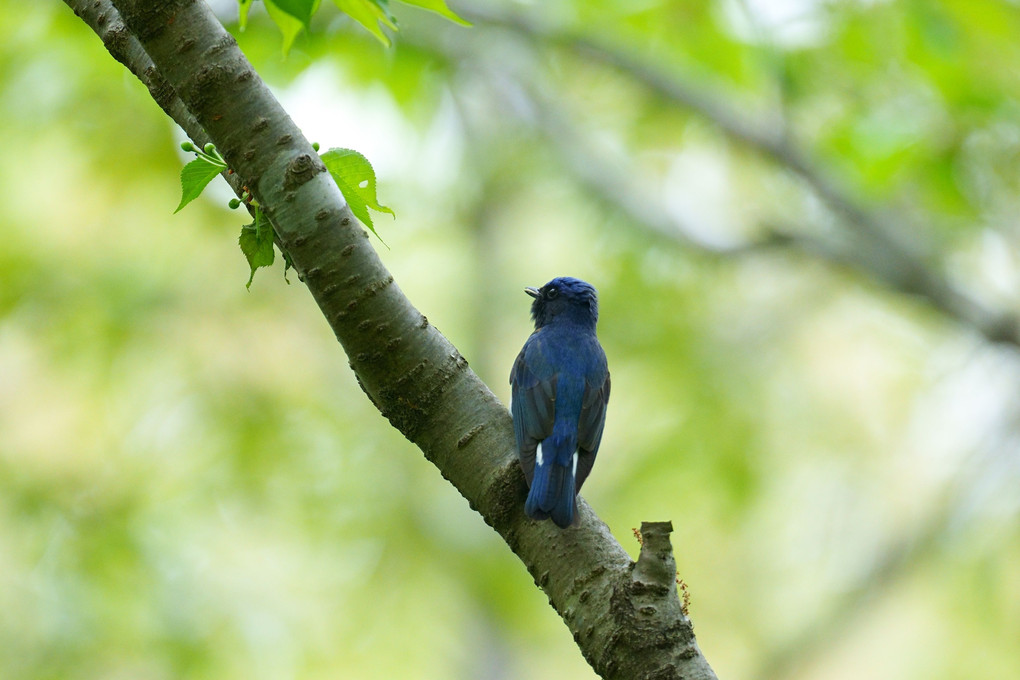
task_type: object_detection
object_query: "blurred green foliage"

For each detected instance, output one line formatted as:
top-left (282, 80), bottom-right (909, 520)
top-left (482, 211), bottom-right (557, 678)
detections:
top-left (1, 2), bottom-right (1018, 680)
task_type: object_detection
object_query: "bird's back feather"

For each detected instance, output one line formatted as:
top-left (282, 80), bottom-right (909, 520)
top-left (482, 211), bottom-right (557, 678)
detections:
top-left (511, 311), bottom-right (609, 528)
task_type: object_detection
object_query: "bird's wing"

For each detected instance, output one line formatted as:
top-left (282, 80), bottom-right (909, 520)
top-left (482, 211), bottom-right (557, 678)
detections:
top-left (510, 332), bottom-right (557, 483)
top-left (575, 364), bottom-right (610, 493)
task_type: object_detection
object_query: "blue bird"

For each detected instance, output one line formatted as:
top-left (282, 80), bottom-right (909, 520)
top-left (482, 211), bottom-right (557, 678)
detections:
top-left (510, 277), bottom-right (611, 528)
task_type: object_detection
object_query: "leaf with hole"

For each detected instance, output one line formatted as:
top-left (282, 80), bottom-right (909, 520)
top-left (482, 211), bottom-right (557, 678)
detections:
top-left (321, 147), bottom-right (394, 242)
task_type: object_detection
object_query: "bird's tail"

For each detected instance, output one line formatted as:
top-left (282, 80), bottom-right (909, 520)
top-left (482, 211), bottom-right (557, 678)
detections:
top-left (525, 437), bottom-right (578, 528)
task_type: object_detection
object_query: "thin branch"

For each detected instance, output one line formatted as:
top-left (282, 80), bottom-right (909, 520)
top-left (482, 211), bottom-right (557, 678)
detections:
top-left (64, 1), bottom-right (718, 677)
top-left (456, 3), bottom-right (1020, 348)
top-left (498, 72), bottom-right (835, 259)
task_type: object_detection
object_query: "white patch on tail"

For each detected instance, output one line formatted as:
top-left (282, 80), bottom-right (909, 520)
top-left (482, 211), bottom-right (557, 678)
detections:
top-left (536, 442), bottom-right (544, 467)
top-left (572, 451), bottom-right (578, 478)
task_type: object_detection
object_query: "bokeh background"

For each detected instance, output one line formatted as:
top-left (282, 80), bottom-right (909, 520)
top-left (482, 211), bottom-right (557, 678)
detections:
top-left (2, 1), bottom-right (1019, 678)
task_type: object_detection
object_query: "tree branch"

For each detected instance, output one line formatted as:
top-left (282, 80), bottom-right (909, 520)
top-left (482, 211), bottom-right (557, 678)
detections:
top-left (457, 3), bottom-right (1020, 349)
top-left (64, 1), bottom-right (718, 677)
top-left (67, 0), bottom-right (251, 207)
top-left (475, 68), bottom-right (829, 259)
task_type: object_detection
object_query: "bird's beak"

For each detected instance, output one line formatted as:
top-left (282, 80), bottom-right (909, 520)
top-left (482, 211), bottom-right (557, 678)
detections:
top-left (525, 287), bottom-right (541, 298)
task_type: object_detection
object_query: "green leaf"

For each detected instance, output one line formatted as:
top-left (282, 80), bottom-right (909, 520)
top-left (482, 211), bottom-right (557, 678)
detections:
top-left (239, 208), bottom-right (276, 289)
top-left (265, 0), bottom-right (318, 54)
top-left (332, 0), bottom-right (398, 46)
top-left (399, 0), bottom-right (470, 26)
top-left (272, 0), bottom-right (320, 25)
top-left (249, 0), bottom-right (467, 50)
top-left (283, 250), bottom-right (294, 284)
top-left (321, 148), bottom-right (395, 242)
top-left (175, 156), bottom-right (226, 214)
top-left (238, 0), bottom-right (254, 30)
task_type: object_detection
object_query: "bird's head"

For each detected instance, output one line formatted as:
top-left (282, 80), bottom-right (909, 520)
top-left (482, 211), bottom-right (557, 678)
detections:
top-left (526, 276), bottom-right (599, 329)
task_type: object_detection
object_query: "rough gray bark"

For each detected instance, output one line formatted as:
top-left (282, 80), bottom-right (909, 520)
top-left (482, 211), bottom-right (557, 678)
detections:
top-left (64, 1), bottom-right (718, 678)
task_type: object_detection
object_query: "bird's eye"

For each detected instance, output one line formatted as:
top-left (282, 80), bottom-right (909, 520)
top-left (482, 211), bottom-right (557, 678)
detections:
top-left (545, 287), bottom-right (559, 300)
